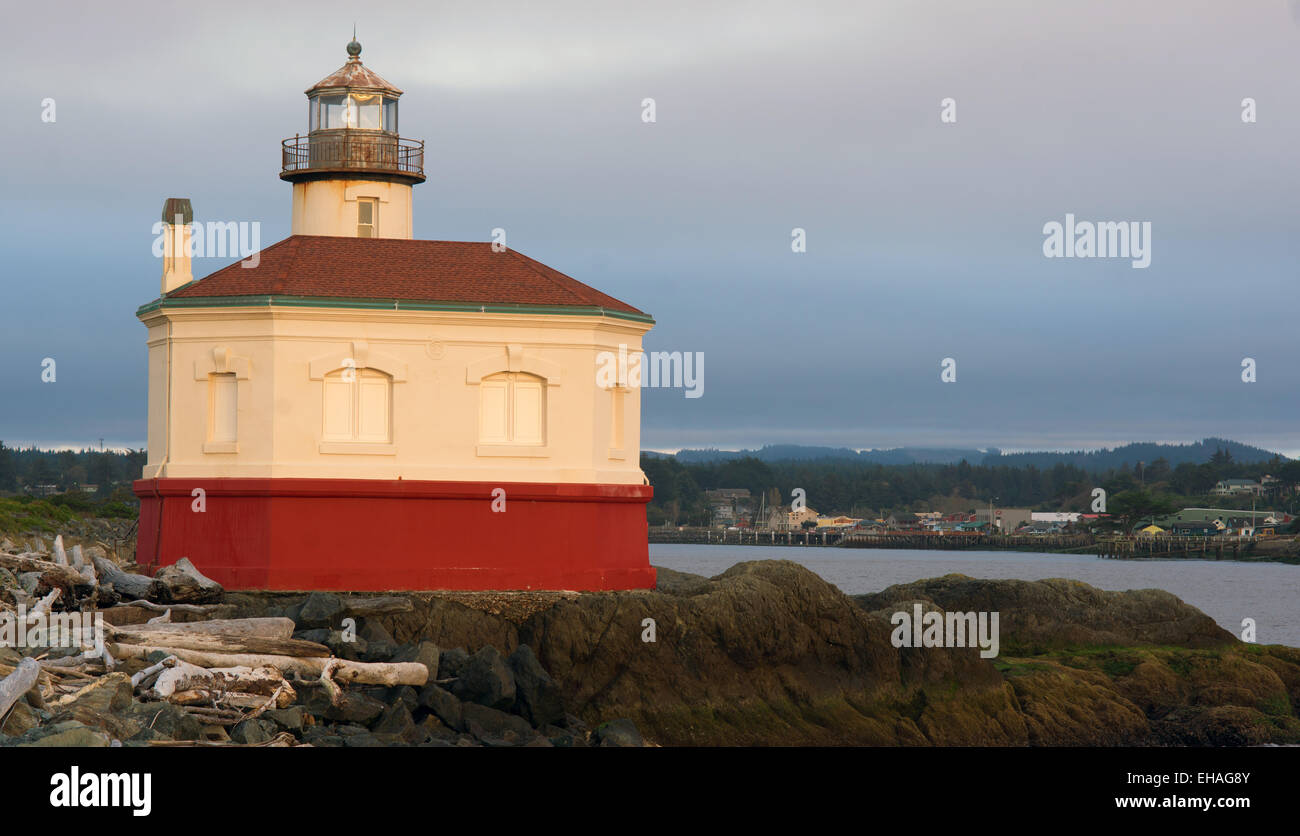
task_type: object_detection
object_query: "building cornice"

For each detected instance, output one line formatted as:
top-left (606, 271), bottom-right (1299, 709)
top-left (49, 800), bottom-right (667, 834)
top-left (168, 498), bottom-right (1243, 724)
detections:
top-left (137, 294), bottom-right (655, 326)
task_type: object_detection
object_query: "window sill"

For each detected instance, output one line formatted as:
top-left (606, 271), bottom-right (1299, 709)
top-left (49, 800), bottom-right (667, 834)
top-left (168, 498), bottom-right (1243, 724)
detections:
top-left (476, 444), bottom-right (550, 458)
top-left (202, 442), bottom-right (238, 454)
top-left (319, 441), bottom-right (397, 455)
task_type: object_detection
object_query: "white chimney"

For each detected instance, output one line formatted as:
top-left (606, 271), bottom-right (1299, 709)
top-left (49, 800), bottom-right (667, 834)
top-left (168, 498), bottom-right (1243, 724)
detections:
top-left (161, 197), bottom-right (193, 294)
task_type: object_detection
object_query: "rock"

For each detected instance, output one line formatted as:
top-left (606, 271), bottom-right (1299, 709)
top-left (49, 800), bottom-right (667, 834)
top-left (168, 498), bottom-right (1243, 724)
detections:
top-left (358, 620), bottom-right (399, 662)
top-left (296, 591), bottom-right (344, 628)
top-left (262, 706), bottom-right (305, 733)
top-left (437, 647), bottom-right (470, 679)
top-left (383, 685), bottom-right (419, 713)
top-left (594, 718), bottom-right (644, 747)
top-left (231, 718), bottom-right (277, 744)
top-left (18, 572), bottom-right (41, 595)
top-left (853, 574), bottom-right (1238, 652)
top-left (327, 630), bottom-right (368, 661)
top-left (417, 684), bottom-right (464, 730)
top-left (294, 628), bottom-right (332, 644)
top-left (338, 725), bottom-right (383, 747)
top-left (654, 566), bottom-right (712, 596)
top-left (1, 699), bottom-right (41, 735)
top-left (0, 567), bottom-right (19, 591)
top-left (392, 641), bottom-right (440, 684)
top-left (540, 723), bottom-right (586, 748)
top-left (298, 681), bottom-right (386, 725)
top-left (450, 646), bottom-right (515, 710)
top-left (302, 727), bottom-right (344, 747)
top-left (372, 702), bottom-right (424, 744)
top-left (359, 619), bottom-right (396, 645)
top-left (58, 673), bottom-right (134, 716)
top-left (19, 723), bottom-right (112, 748)
top-left (508, 644), bottom-right (565, 727)
top-left (126, 702), bottom-right (203, 741)
top-left (461, 702), bottom-right (536, 742)
top-left (414, 713), bottom-right (455, 742)
top-left (520, 560), bottom-right (904, 746)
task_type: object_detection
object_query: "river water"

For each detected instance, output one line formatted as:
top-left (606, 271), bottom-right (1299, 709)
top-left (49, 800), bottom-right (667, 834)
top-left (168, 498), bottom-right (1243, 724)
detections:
top-left (650, 544), bottom-right (1300, 648)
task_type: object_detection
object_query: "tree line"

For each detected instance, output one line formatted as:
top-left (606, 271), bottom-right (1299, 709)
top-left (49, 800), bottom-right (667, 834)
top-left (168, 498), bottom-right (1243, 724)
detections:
top-left (0, 442), bottom-right (146, 496)
top-left (641, 448), bottom-right (1300, 527)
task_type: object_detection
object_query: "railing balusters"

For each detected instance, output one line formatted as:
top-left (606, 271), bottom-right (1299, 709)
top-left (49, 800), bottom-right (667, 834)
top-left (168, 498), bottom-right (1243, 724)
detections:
top-left (281, 134), bottom-right (424, 177)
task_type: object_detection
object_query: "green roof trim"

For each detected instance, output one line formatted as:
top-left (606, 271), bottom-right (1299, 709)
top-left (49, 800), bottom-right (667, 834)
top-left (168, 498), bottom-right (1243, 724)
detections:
top-left (136, 294), bottom-right (655, 324)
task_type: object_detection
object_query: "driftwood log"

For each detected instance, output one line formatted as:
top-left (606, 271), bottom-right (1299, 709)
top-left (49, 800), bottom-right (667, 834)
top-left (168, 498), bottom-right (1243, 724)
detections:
top-left (0, 657), bottom-right (41, 726)
top-left (109, 644), bottom-right (429, 686)
top-left (120, 617), bottom-right (296, 640)
top-left (0, 553), bottom-right (86, 588)
top-left (110, 600), bottom-right (223, 615)
top-left (109, 628), bottom-right (329, 658)
top-left (154, 558), bottom-right (224, 605)
top-left (91, 556), bottom-right (159, 600)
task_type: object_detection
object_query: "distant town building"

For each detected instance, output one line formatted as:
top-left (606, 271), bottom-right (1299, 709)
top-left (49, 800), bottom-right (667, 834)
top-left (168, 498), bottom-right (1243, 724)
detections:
top-left (1159, 507), bottom-right (1288, 527)
top-left (1212, 479), bottom-right (1262, 496)
top-left (1032, 511), bottom-right (1080, 523)
top-left (1169, 520), bottom-right (1223, 536)
top-left (974, 507), bottom-right (1033, 532)
top-left (705, 488), bottom-right (753, 527)
top-left (816, 515), bottom-right (862, 528)
top-left (771, 507), bottom-right (819, 531)
top-left (886, 512), bottom-right (922, 530)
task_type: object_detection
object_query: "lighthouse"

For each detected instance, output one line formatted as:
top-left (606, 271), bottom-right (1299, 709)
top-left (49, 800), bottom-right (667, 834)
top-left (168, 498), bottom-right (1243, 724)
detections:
top-left (133, 39), bottom-right (656, 592)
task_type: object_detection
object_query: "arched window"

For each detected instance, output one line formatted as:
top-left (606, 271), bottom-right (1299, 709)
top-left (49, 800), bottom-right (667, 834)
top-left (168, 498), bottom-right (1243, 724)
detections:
top-left (323, 367), bottom-right (391, 443)
top-left (479, 372), bottom-right (545, 445)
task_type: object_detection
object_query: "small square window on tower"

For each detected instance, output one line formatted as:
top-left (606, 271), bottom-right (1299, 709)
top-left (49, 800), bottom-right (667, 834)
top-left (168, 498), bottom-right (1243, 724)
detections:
top-left (357, 198), bottom-right (377, 237)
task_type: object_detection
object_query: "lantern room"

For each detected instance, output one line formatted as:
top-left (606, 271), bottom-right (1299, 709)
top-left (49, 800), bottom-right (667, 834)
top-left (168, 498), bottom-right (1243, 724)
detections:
top-left (281, 37), bottom-right (424, 238)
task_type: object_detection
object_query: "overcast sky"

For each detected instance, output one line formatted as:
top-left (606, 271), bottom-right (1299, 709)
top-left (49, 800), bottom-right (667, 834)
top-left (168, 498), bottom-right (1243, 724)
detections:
top-left (3, 1), bottom-right (1299, 455)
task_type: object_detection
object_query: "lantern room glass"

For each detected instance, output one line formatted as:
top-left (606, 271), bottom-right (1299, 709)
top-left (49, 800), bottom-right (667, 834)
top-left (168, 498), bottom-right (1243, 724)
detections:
top-left (309, 94), bottom-right (399, 132)
top-left (383, 97), bottom-right (398, 133)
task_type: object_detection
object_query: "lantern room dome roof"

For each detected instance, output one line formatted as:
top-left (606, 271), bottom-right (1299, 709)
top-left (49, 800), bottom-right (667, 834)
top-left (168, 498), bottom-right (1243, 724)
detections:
top-left (306, 40), bottom-right (402, 96)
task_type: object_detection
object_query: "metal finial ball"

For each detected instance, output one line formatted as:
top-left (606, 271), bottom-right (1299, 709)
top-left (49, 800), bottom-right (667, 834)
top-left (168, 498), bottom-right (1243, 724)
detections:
top-left (347, 39), bottom-right (362, 57)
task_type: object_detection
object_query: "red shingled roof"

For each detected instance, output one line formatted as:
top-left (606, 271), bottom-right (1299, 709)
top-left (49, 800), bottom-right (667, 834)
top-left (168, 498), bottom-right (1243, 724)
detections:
top-left (164, 236), bottom-right (646, 316)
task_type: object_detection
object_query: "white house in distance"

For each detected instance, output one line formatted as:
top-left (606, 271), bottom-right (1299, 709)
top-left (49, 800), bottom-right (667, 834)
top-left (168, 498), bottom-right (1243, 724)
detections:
top-left (133, 38), bottom-right (656, 591)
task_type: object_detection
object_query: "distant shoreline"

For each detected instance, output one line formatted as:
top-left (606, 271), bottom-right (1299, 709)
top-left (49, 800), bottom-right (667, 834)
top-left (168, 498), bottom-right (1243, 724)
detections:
top-left (648, 528), bottom-right (1300, 564)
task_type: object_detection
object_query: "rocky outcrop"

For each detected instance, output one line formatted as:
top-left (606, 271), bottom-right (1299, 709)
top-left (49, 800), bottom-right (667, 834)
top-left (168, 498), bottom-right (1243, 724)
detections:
top-left (853, 574), bottom-right (1235, 652)
top-left (9, 556), bottom-right (1296, 747)
top-left (509, 561), bottom-right (1297, 746)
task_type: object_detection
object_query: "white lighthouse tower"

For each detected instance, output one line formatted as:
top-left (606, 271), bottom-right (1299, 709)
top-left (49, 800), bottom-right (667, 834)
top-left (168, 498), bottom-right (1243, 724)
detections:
top-left (282, 36), bottom-right (423, 239)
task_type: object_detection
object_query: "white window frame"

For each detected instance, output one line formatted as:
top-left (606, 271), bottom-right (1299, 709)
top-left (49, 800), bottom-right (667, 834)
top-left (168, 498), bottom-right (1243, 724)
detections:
top-left (193, 346), bottom-right (249, 454)
top-left (309, 343), bottom-right (406, 455)
top-left (357, 198), bottom-right (377, 237)
top-left (466, 346), bottom-right (560, 458)
top-left (479, 372), bottom-right (546, 447)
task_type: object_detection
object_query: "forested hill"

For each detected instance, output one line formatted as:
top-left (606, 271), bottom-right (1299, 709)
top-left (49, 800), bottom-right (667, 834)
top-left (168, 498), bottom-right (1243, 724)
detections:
top-left (984, 438), bottom-right (1285, 471)
top-left (671, 445), bottom-right (993, 465)
top-left (664, 438), bottom-right (1286, 471)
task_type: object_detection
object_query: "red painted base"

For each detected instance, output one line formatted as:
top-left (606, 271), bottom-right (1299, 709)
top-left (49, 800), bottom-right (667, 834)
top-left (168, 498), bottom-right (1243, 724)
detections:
top-left (132, 478), bottom-right (655, 592)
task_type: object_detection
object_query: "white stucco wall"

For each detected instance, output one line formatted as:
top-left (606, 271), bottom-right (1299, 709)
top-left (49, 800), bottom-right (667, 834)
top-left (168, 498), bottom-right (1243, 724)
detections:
top-left (290, 179), bottom-right (413, 238)
top-left (140, 304), bottom-right (651, 485)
